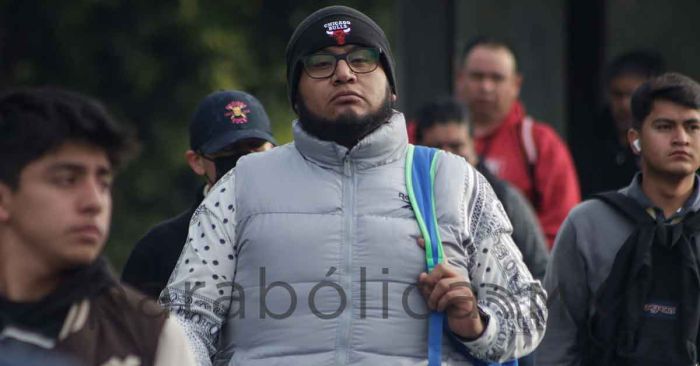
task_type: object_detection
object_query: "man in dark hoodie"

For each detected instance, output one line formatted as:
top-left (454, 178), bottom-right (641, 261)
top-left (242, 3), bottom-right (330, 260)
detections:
top-left (0, 87), bottom-right (196, 365)
top-left (577, 50), bottom-right (665, 197)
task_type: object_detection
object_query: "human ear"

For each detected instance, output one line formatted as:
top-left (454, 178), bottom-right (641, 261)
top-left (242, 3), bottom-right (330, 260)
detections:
top-left (0, 182), bottom-right (13, 222)
top-left (513, 73), bottom-right (523, 96)
top-left (185, 150), bottom-right (206, 176)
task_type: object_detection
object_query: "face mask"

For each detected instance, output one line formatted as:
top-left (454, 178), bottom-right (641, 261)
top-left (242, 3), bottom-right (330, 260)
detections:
top-left (212, 151), bottom-right (249, 181)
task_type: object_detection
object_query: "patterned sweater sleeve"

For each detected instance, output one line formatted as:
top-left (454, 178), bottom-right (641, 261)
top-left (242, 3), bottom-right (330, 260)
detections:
top-left (159, 170), bottom-right (238, 366)
top-left (455, 166), bottom-right (548, 362)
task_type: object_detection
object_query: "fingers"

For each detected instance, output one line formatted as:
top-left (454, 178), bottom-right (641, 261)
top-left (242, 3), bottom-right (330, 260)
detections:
top-left (416, 237), bottom-right (425, 249)
top-left (436, 284), bottom-right (476, 314)
top-left (418, 271), bottom-right (429, 283)
top-left (419, 264), bottom-right (471, 309)
top-left (428, 278), bottom-right (472, 310)
top-left (417, 262), bottom-right (482, 338)
top-left (418, 263), bottom-right (458, 293)
top-left (420, 263), bottom-right (458, 286)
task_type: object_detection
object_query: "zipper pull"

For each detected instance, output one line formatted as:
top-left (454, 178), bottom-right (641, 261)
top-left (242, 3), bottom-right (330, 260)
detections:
top-left (343, 158), bottom-right (351, 176)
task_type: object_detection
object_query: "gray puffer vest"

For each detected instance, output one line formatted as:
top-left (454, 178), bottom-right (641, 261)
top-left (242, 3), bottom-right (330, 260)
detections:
top-left (163, 112), bottom-right (547, 366)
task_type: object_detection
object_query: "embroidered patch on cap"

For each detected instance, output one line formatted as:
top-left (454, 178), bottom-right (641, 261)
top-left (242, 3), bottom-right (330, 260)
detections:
top-left (324, 20), bottom-right (351, 45)
top-left (224, 101), bottom-right (251, 124)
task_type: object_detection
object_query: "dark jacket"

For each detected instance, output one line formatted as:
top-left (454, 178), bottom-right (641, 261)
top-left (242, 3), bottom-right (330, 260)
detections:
top-left (0, 258), bottom-right (195, 366)
top-left (477, 161), bottom-right (549, 280)
top-left (122, 188), bottom-right (204, 299)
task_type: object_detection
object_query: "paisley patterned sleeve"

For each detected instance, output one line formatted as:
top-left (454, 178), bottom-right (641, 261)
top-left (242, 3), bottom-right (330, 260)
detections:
top-left (159, 170), bottom-right (239, 366)
top-left (455, 165), bottom-right (548, 362)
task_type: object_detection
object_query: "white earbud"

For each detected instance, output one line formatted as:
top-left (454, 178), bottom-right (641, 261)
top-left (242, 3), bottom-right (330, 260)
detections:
top-left (632, 139), bottom-right (641, 152)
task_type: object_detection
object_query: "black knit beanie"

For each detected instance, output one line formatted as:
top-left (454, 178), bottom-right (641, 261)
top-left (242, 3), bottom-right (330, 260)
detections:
top-left (285, 5), bottom-right (397, 108)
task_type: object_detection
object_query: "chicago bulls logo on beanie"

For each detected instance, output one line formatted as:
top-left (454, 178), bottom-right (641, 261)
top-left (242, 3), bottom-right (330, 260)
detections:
top-left (285, 5), bottom-right (397, 109)
top-left (324, 20), bottom-right (352, 45)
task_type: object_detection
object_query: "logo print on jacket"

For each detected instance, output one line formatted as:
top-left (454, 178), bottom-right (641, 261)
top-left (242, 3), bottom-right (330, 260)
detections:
top-left (642, 301), bottom-right (678, 319)
top-left (324, 20), bottom-right (351, 45)
top-left (225, 101), bottom-right (251, 124)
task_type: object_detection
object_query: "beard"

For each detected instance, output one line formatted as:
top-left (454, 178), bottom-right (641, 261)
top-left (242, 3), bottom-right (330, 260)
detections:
top-left (297, 86), bottom-right (393, 149)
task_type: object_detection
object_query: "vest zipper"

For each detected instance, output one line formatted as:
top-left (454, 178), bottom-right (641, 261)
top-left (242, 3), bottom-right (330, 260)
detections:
top-left (335, 157), bottom-right (355, 365)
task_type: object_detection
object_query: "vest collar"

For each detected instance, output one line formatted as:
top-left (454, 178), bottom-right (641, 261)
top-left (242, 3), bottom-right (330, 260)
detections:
top-left (292, 111), bottom-right (408, 171)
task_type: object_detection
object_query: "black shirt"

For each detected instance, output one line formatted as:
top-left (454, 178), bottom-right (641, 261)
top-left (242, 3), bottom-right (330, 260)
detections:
top-left (121, 188), bottom-right (204, 299)
top-left (577, 108), bottom-right (639, 198)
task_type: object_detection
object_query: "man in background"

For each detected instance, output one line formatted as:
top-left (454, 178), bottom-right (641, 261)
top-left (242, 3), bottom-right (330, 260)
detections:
top-left (415, 97), bottom-right (549, 280)
top-left (577, 50), bottom-right (665, 197)
top-left (122, 90), bottom-right (275, 299)
top-left (454, 36), bottom-right (580, 247)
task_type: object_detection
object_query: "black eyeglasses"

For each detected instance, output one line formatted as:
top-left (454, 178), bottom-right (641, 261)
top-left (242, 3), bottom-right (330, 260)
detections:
top-left (302, 47), bottom-right (381, 79)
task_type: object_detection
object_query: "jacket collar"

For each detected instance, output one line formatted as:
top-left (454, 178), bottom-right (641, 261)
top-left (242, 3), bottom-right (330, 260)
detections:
top-left (479, 100), bottom-right (526, 138)
top-left (623, 173), bottom-right (700, 221)
top-left (501, 100), bottom-right (526, 129)
top-left (0, 257), bottom-right (115, 341)
top-left (292, 111), bottom-right (408, 172)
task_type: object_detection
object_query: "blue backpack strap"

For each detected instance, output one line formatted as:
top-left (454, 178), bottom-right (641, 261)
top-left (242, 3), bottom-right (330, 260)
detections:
top-left (405, 145), bottom-right (518, 366)
top-left (405, 144), bottom-right (444, 366)
top-left (405, 145), bottom-right (444, 272)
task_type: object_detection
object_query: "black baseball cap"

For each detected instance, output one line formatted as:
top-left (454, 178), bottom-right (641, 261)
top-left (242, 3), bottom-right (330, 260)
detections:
top-left (189, 90), bottom-right (276, 154)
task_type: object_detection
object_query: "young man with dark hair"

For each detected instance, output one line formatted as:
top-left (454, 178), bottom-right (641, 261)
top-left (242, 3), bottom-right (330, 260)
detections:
top-left (537, 72), bottom-right (700, 365)
top-left (415, 97), bottom-right (549, 280)
top-left (0, 87), bottom-right (196, 365)
top-left (577, 50), bottom-right (665, 197)
top-left (162, 6), bottom-right (546, 366)
top-left (454, 36), bottom-right (580, 247)
top-left (122, 90), bottom-right (275, 299)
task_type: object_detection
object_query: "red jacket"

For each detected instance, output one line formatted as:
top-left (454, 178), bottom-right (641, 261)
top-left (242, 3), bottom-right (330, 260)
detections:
top-left (474, 102), bottom-right (580, 248)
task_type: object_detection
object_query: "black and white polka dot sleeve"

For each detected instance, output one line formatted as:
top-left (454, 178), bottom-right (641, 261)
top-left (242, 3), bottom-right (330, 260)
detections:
top-left (159, 169), bottom-right (237, 366)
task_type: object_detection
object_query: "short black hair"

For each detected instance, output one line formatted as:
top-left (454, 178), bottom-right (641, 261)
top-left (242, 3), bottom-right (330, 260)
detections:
top-left (607, 49), bottom-right (665, 83)
top-left (415, 97), bottom-right (471, 142)
top-left (630, 73), bottom-right (700, 130)
top-left (0, 87), bottom-right (136, 189)
top-left (459, 35), bottom-right (519, 73)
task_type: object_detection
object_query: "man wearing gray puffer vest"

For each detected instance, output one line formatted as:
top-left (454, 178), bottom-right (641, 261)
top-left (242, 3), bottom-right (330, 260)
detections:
top-left (161, 6), bottom-right (547, 366)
